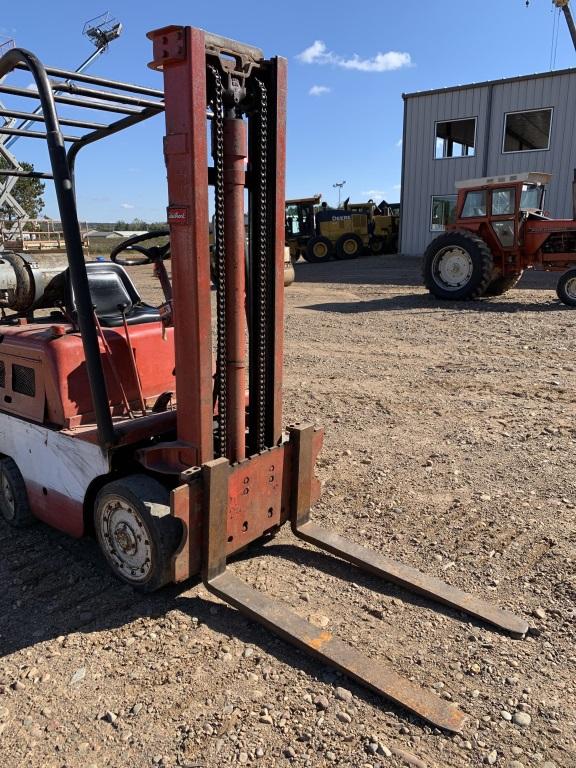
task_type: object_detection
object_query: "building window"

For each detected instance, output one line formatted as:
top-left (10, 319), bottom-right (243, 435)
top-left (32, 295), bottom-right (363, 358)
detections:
top-left (461, 190), bottom-right (487, 218)
top-left (431, 194), bottom-right (457, 231)
top-left (435, 118), bottom-right (476, 159)
top-left (503, 108), bottom-right (552, 153)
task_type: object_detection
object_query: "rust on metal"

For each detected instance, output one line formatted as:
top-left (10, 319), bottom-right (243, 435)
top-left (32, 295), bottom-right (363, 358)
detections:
top-left (308, 630), bottom-right (332, 651)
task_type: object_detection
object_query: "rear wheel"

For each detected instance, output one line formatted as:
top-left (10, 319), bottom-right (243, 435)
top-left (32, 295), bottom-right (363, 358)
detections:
top-left (483, 271), bottom-right (523, 297)
top-left (423, 230), bottom-right (493, 300)
top-left (303, 236), bottom-right (332, 263)
top-left (0, 457), bottom-right (35, 528)
top-left (556, 268), bottom-right (576, 307)
top-left (94, 475), bottom-right (182, 592)
top-left (335, 233), bottom-right (362, 260)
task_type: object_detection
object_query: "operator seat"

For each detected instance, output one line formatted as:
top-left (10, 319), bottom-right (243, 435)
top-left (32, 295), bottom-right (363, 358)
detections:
top-left (67, 262), bottom-right (161, 327)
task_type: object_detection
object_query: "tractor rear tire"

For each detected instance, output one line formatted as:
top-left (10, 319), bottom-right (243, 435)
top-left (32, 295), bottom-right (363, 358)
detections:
top-left (303, 236), bottom-right (332, 263)
top-left (0, 457), bottom-right (35, 528)
top-left (423, 230), bottom-right (493, 300)
top-left (335, 233), bottom-right (362, 260)
top-left (94, 475), bottom-right (182, 593)
top-left (556, 268), bottom-right (576, 307)
top-left (483, 271), bottom-right (524, 297)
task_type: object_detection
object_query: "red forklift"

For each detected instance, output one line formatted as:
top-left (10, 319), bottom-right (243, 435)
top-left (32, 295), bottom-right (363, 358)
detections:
top-left (0, 27), bottom-right (528, 732)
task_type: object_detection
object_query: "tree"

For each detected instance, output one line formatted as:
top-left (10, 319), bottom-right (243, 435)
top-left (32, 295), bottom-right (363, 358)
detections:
top-left (0, 159), bottom-right (45, 220)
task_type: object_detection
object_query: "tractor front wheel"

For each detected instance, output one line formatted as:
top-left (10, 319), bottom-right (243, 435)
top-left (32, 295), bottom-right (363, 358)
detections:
top-left (556, 268), bottom-right (576, 307)
top-left (303, 236), bottom-right (332, 263)
top-left (423, 230), bottom-right (493, 300)
top-left (94, 475), bottom-right (182, 592)
top-left (335, 233), bottom-right (362, 260)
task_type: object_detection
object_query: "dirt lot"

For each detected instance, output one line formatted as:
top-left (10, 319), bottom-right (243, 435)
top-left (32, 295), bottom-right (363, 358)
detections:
top-left (0, 255), bottom-right (574, 768)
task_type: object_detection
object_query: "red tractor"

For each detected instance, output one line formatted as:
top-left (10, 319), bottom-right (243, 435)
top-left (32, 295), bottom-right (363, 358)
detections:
top-left (423, 172), bottom-right (576, 305)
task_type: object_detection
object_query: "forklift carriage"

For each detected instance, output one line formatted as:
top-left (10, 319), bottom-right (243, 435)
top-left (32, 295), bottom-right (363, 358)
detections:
top-left (0, 27), bottom-right (528, 732)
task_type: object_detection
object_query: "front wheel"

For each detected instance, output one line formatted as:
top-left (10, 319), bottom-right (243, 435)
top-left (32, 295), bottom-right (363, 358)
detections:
top-left (94, 475), bottom-right (182, 592)
top-left (335, 233), bottom-right (362, 260)
top-left (423, 230), bottom-right (493, 300)
top-left (303, 236), bottom-right (332, 263)
top-left (368, 236), bottom-right (385, 255)
top-left (0, 457), bottom-right (35, 528)
top-left (557, 268), bottom-right (576, 307)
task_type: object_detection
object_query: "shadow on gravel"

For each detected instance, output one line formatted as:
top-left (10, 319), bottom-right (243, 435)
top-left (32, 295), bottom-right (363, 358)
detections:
top-left (0, 518), bottom-right (527, 728)
top-left (303, 293), bottom-right (568, 314)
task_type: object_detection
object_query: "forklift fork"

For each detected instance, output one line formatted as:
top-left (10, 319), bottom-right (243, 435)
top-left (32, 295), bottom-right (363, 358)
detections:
top-left (202, 424), bottom-right (528, 733)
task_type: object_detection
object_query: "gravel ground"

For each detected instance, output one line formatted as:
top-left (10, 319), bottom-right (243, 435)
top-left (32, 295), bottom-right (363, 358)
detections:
top-left (0, 255), bottom-right (575, 768)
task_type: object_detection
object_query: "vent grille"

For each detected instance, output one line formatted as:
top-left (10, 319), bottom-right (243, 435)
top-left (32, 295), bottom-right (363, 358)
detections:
top-left (12, 364), bottom-right (35, 397)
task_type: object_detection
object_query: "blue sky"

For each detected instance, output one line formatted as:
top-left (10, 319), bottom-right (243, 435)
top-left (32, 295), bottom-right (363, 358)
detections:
top-left (1, 0), bottom-right (575, 221)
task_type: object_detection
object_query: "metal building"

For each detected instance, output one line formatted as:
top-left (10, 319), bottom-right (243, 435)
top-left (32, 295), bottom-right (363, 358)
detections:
top-left (399, 67), bottom-right (576, 255)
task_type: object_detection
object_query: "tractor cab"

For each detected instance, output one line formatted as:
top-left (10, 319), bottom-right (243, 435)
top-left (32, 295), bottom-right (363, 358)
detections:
top-left (453, 172), bottom-right (551, 250)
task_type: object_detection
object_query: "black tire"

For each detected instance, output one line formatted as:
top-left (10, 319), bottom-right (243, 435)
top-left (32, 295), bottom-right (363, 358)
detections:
top-left (483, 271), bottom-right (524, 297)
top-left (94, 475), bottom-right (182, 592)
top-left (0, 457), bottom-right (35, 528)
top-left (556, 268), bottom-right (576, 307)
top-left (423, 229), bottom-right (493, 300)
top-left (335, 233), bottom-right (362, 260)
top-left (368, 236), bottom-right (386, 255)
top-left (303, 236), bottom-right (332, 263)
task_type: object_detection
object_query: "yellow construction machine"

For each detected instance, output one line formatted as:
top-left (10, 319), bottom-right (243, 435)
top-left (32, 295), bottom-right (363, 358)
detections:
top-left (285, 195), bottom-right (399, 263)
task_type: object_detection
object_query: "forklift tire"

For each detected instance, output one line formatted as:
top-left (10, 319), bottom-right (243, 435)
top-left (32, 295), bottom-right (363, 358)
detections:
top-left (368, 236), bottom-right (386, 255)
top-left (94, 475), bottom-right (182, 593)
top-left (0, 457), bottom-right (35, 528)
top-left (423, 230), bottom-right (493, 300)
top-left (556, 268), bottom-right (576, 307)
top-left (483, 271), bottom-right (524, 297)
top-left (335, 233), bottom-right (362, 260)
top-left (303, 236), bottom-right (332, 263)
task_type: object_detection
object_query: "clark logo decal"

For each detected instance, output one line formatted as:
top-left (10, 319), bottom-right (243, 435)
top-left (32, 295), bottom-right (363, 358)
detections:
top-left (167, 207), bottom-right (188, 224)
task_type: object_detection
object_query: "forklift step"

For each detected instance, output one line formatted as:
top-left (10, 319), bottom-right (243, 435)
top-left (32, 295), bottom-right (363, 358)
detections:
top-left (206, 569), bottom-right (467, 733)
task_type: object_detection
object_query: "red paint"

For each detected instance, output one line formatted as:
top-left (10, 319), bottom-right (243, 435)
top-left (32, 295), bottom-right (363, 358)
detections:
top-left (223, 118), bottom-right (248, 462)
top-left (148, 25), bottom-right (215, 468)
top-left (0, 322), bottom-right (176, 427)
top-left (26, 480), bottom-right (84, 537)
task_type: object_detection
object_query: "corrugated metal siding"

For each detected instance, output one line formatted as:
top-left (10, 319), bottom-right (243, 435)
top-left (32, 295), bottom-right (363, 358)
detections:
top-left (401, 71), bottom-right (576, 255)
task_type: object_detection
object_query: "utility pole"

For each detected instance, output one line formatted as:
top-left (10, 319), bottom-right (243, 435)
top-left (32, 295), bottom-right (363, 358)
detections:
top-left (333, 180), bottom-right (346, 207)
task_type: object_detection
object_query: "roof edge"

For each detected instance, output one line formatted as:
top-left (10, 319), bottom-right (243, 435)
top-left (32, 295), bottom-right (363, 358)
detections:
top-left (402, 66), bottom-right (576, 100)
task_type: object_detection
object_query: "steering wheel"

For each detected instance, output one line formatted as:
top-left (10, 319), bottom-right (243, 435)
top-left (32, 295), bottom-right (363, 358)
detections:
top-left (109, 230), bottom-right (170, 267)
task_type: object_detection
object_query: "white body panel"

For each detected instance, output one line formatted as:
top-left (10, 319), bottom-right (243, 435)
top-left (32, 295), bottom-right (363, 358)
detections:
top-left (0, 412), bottom-right (110, 502)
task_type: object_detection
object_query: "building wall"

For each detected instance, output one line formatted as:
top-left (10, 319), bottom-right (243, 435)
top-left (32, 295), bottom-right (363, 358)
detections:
top-left (400, 70), bottom-right (576, 255)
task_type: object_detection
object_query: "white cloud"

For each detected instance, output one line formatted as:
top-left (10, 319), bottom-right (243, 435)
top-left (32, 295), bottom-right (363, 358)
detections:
top-left (297, 40), bottom-right (412, 73)
top-left (120, 202), bottom-right (135, 209)
top-left (362, 189), bottom-right (386, 198)
top-left (393, 184), bottom-right (401, 191)
top-left (396, 138), bottom-right (403, 148)
top-left (309, 85), bottom-right (331, 96)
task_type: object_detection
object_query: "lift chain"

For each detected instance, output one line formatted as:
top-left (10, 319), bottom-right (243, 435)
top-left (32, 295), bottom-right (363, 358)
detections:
top-left (208, 64), bottom-right (228, 458)
top-left (253, 76), bottom-right (269, 452)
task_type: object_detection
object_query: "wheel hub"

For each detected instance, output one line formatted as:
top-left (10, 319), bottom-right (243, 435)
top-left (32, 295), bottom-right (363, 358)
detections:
top-left (100, 498), bottom-right (152, 582)
top-left (433, 246), bottom-right (473, 289)
top-left (564, 276), bottom-right (576, 300)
